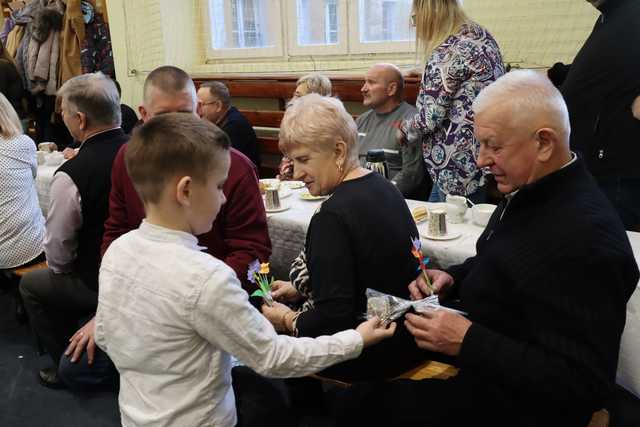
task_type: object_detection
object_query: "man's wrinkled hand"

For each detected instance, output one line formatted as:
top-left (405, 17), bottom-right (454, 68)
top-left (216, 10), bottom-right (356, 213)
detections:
top-left (404, 310), bottom-right (471, 356)
top-left (408, 269), bottom-right (454, 300)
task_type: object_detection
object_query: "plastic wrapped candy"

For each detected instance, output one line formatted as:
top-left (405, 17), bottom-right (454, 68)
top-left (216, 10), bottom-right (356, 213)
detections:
top-left (365, 288), bottom-right (467, 325)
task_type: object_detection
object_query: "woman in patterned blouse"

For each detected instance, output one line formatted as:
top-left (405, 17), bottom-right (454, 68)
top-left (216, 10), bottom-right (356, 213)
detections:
top-left (0, 93), bottom-right (45, 270)
top-left (402, 0), bottom-right (505, 201)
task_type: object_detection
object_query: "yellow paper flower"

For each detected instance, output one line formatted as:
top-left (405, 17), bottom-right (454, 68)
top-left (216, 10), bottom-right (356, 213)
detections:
top-left (259, 263), bottom-right (270, 275)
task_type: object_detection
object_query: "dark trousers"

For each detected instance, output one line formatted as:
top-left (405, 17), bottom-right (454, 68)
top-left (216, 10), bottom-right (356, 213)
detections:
top-left (19, 269), bottom-right (98, 367)
top-left (58, 337), bottom-right (119, 392)
top-left (232, 366), bottom-right (296, 427)
top-left (597, 176), bottom-right (640, 232)
top-left (335, 375), bottom-right (592, 427)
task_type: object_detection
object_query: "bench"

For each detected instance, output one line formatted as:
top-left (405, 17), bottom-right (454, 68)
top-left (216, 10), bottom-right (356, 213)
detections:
top-left (193, 73), bottom-right (420, 178)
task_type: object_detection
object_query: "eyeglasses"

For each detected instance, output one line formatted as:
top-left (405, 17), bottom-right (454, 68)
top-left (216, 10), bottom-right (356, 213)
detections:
top-left (199, 100), bottom-right (220, 107)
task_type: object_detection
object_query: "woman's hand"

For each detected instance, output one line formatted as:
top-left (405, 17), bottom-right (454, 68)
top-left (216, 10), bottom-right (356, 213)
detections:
top-left (261, 301), bottom-right (296, 333)
top-left (408, 269), bottom-right (454, 300)
top-left (270, 280), bottom-right (304, 304)
top-left (355, 316), bottom-right (397, 347)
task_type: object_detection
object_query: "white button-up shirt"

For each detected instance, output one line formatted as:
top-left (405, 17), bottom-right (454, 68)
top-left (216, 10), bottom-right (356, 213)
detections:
top-left (95, 221), bottom-right (362, 427)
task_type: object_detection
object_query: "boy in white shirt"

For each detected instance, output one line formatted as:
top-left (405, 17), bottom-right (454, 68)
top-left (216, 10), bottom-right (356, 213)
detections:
top-left (95, 113), bottom-right (395, 427)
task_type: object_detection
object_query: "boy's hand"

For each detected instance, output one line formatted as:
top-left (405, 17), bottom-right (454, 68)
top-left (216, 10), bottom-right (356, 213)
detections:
top-left (355, 316), bottom-right (397, 347)
top-left (261, 301), bottom-right (295, 333)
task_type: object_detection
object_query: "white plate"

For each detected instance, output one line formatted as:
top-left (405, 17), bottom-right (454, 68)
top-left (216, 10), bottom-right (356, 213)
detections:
top-left (419, 230), bottom-right (462, 241)
top-left (259, 178), bottom-right (280, 188)
top-left (281, 180), bottom-right (305, 190)
top-left (299, 192), bottom-right (327, 201)
top-left (265, 204), bottom-right (290, 213)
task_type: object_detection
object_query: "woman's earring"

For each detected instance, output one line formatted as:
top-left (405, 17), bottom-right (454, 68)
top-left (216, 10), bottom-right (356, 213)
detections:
top-left (337, 162), bottom-right (343, 173)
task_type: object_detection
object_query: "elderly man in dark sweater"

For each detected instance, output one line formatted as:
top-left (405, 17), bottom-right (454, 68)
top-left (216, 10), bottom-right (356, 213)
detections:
top-left (338, 70), bottom-right (639, 427)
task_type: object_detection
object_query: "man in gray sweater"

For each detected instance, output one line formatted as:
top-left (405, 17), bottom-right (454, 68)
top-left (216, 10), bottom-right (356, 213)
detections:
top-left (357, 64), bottom-right (429, 199)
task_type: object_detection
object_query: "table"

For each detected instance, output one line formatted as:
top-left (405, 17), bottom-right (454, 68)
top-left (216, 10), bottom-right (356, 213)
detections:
top-left (36, 163), bottom-right (60, 217)
top-left (267, 186), bottom-right (482, 279)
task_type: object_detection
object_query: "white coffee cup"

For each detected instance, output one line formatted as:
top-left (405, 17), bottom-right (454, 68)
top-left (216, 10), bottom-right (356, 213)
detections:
top-left (471, 204), bottom-right (497, 227)
top-left (444, 202), bottom-right (466, 223)
top-left (445, 195), bottom-right (468, 215)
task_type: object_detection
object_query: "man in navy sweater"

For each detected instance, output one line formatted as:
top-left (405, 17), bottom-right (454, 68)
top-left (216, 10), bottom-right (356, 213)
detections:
top-left (338, 70), bottom-right (639, 427)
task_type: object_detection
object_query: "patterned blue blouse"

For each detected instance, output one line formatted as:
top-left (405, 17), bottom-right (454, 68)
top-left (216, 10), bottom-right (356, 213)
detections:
top-left (405, 22), bottom-right (504, 197)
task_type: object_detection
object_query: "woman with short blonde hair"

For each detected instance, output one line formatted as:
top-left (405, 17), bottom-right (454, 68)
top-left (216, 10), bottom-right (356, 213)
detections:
top-left (264, 94), bottom-right (425, 381)
top-left (0, 93), bottom-right (45, 270)
top-left (294, 73), bottom-right (332, 98)
top-left (403, 0), bottom-right (504, 202)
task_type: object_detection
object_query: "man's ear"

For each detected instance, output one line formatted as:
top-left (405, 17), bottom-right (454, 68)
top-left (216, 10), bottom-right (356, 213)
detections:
top-left (175, 176), bottom-right (193, 207)
top-left (535, 128), bottom-right (556, 162)
top-left (77, 112), bottom-right (88, 131)
top-left (139, 105), bottom-right (149, 122)
top-left (387, 82), bottom-right (398, 98)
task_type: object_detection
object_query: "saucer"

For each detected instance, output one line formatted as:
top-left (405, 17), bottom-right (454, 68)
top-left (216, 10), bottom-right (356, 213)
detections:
top-left (299, 192), bottom-right (326, 201)
top-left (265, 204), bottom-right (290, 213)
top-left (419, 230), bottom-right (462, 241)
top-left (281, 180), bottom-right (305, 190)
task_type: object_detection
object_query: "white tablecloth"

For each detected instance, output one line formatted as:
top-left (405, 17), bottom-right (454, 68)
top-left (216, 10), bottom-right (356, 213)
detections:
top-left (36, 163), bottom-right (60, 217)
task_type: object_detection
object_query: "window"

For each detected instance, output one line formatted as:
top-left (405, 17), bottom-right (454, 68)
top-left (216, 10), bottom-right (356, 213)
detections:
top-left (287, 0), bottom-right (347, 55)
top-left (205, 0), bottom-right (414, 59)
top-left (349, 0), bottom-right (415, 53)
top-left (207, 0), bottom-right (283, 58)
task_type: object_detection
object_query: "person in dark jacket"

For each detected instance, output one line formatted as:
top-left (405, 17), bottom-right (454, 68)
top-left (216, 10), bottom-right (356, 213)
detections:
top-left (337, 70), bottom-right (639, 427)
top-left (549, 0), bottom-right (640, 231)
top-left (20, 72), bottom-right (127, 389)
top-left (197, 81), bottom-right (261, 168)
top-left (0, 39), bottom-right (24, 116)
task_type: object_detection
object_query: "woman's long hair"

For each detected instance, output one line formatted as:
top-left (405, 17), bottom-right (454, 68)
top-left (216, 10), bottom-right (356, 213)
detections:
top-left (413, 0), bottom-right (470, 55)
top-left (0, 93), bottom-right (23, 139)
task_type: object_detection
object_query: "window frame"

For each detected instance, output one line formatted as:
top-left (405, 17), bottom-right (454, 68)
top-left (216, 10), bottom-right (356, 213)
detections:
top-left (285, 0), bottom-right (349, 56)
top-left (204, 0), bottom-right (284, 60)
top-left (347, 0), bottom-right (415, 55)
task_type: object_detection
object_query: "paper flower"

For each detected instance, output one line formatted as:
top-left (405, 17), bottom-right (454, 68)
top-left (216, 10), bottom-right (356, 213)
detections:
top-left (248, 259), bottom-right (274, 306)
top-left (410, 237), bottom-right (434, 293)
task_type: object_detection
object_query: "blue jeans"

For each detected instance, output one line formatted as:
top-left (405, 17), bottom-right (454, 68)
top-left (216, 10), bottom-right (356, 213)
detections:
top-left (428, 182), bottom-right (487, 204)
top-left (596, 176), bottom-right (640, 232)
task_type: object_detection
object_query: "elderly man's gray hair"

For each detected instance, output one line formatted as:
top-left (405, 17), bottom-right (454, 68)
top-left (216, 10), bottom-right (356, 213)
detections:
top-left (472, 69), bottom-right (571, 141)
top-left (58, 72), bottom-right (122, 127)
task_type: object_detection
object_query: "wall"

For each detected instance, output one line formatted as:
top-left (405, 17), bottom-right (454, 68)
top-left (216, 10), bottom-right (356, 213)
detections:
top-left (106, 0), bottom-right (599, 110)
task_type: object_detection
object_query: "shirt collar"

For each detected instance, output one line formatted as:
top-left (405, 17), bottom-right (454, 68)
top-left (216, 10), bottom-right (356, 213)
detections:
top-left (506, 151), bottom-right (577, 199)
top-left (79, 127), bottom-right (123, 150)
top-left (138, 220), bottom-right (207, 251)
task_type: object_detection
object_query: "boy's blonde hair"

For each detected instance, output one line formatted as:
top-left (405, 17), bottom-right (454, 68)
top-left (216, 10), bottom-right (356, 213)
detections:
top-left (125, 113), bottom-right (230, 204)
top-left (413, 0), bottom-right (469, 55)
top-left (0, 93), bottom-right (23, 139)
top-left (279, 94), bottom-right (358, 164)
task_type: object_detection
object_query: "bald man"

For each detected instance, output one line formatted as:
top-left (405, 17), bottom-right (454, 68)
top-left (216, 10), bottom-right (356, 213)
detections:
top-left (357, 63), bottom-right (429, 199)
top-left (339, 70), bottom-right (639, 427)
